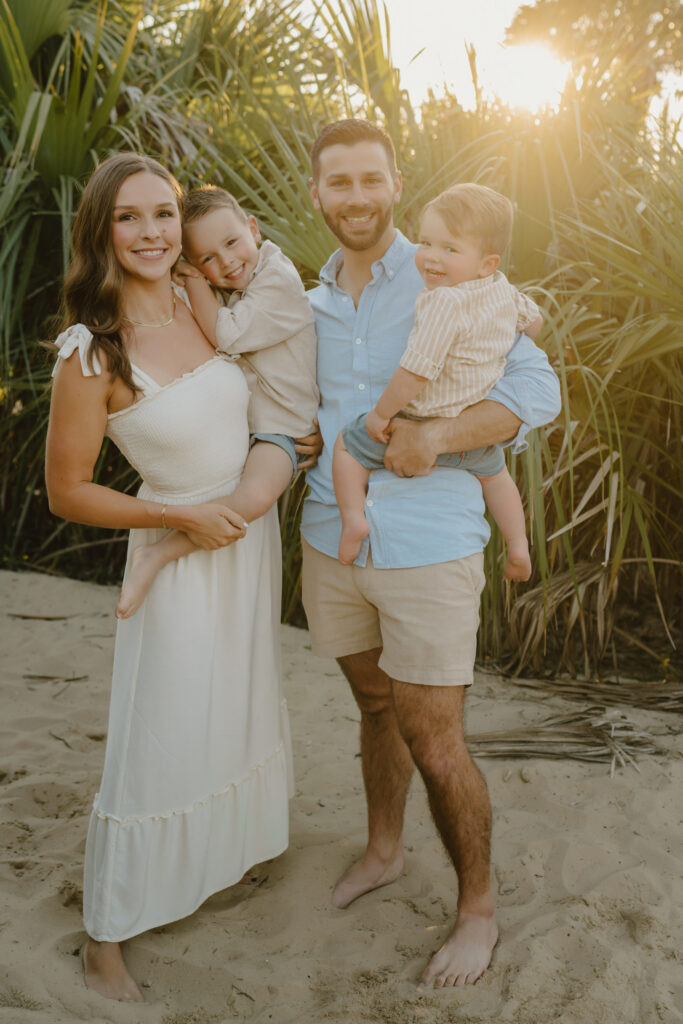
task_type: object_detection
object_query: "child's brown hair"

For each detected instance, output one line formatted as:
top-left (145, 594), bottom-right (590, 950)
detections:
top-left (182, 185), bottom-right (247, 226)
top-left (423, 183), bottom-right (513, 255)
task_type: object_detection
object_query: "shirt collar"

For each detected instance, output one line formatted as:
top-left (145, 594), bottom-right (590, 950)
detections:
top-left (250, 239), bottom-right (277, 282)
top-left (455, 269), bottom-right (504, 291)
top-left (318, 229), bottom-right (415, 287)
top-left (229, 239), bottom-right (277, 295)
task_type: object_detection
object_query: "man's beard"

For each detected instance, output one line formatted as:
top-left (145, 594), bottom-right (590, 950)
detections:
top-left (318, 201), bottom-right (394, 252)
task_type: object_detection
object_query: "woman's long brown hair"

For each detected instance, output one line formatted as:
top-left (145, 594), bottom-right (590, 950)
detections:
top-left (62, 153), bottom-right (182, 394)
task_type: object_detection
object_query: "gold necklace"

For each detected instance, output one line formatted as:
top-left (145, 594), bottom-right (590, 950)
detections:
top-left (123, 295), bottom-right (176, 328)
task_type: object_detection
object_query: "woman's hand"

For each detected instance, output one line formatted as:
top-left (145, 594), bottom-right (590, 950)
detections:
top-left (176, 503), bottom-right (248, 550)
top-left (365, 408), bottom-right (391, 443)
top-left (294, 418), bottom-right (322, 469)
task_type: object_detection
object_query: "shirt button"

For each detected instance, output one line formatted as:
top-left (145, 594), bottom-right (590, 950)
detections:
top-left (358, 383), bottom-right (365, 390)
top-left (341, 296), bottom-right (348, 302)
top-left (367, 499), bottom-right (374, 507)
top-left (355, 337), bottom-right (362, 345)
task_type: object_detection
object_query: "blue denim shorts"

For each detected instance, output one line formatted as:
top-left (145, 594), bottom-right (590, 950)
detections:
top-left (251, 432), bottom-right (300, 476)
top-left (341, 413), bottom-right (505, 477)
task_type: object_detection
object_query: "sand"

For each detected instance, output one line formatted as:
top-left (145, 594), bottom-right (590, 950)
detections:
top-left (0, 568), bottom-right (681, 1024)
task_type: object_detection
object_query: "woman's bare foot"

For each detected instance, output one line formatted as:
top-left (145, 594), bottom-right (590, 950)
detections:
top-left (338, 515), bottom-right (370, 565)
top-left (331, 848), bottom-right (404, 908)
top-left (420, 911), bottom-right (498, 988)
top-left (82, 939), bottom-right (144, 1002)
top-left (504, 539), bottom-right (532, 581)
top-left (116, 545), bottom-right (164, 619)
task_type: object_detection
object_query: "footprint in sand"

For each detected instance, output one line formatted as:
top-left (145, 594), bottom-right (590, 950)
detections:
top-left (0, 779), bottom-right (88, 820)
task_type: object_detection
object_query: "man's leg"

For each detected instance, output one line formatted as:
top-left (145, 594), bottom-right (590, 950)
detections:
top-left (392, 680), bottom-right (497, 987)
top-left (332, 648), bottom-right (415, 908)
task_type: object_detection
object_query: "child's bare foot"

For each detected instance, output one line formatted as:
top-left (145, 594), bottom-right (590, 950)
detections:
top-left (504, 540), bottom-right (532, 581)
top-left (338, 515), bottom-right (370, 565)
top-left (116, 546), bottom-right (164, 619)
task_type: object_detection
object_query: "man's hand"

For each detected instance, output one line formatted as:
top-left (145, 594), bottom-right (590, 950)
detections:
top-left (383, 417), bottom-right (440, 477)
top-left (295, 418), bottom-right (322, 469)
top-left (365, 408), bottom-right (391, 443)
top-left (384, 400), bottom-right (524, 477)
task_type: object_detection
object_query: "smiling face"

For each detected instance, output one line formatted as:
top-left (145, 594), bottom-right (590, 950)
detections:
top-left (415, 207), bottom-right (499, 290)
top-left (182, 208), bottom-right (261, 291)
top-left (110, 171), bottom-right (182, 282)
top-left (309, 141), bottom-right (402, 255)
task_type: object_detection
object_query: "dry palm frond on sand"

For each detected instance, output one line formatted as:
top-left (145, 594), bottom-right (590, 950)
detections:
top-left (468, 707), bottom-right (662, 774)
top-left (497, 675), bottom-right (683, 714)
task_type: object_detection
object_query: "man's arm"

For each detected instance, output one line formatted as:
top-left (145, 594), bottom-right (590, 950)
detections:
top-left (384, 334), bottom-right (560, 478)
top-left (384, 401), bottom-right (521, 477)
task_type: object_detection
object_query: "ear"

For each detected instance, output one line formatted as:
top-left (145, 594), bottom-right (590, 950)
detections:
top-left (479, 253), bottom-right (500, 277)
top-left (247, 215), bottom-right (261, 243)
top-left (393, 169), bottom-right (403, 205)
top-left (309, 176), bottom-right (320, 210)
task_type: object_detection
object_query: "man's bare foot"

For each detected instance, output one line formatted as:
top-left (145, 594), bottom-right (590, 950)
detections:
top-left (338, 515), bottom-right (370, 565)
top-left (116, 545), bottom-right (164, 619)
top-left (82, 939), bottom-right (144, 1002)
top-left (332, 849), bottom-right (404, 908)
top-left (420, 911), bottom-right (498, 988)
top-left (504, 540), bottom-right (532, 582)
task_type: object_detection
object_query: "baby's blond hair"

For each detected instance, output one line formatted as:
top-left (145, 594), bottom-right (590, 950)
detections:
top-left (423, 183), bottom-right (513, 255)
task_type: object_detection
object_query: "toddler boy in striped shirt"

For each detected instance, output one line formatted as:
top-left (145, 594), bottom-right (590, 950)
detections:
top-left (333, 182), bottom-right (543, 572)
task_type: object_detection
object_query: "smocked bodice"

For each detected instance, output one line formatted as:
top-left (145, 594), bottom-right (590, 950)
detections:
top-left (53, 325), bottom-right (250, 500)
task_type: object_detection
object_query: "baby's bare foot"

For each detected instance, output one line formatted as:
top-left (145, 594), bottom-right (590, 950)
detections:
top-left (420, 911), bottom-right (498, 988)
top-left (504, 540), bottom-right (532, 582)
top-left (82, 940), bottom-right (144, 1003)
top-left (338, 516), bottom-right (370, 565)
top-left (332, 849), bottom-right (403, 908)
top-left (116, 546), bottom-right (163, 619)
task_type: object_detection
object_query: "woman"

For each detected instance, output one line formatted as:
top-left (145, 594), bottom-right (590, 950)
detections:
top-left (46, 154), bottom-right (296, 1002)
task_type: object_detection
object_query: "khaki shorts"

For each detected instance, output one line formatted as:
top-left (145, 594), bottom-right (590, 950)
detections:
top-left (301, 538), bottom-right (485, 686)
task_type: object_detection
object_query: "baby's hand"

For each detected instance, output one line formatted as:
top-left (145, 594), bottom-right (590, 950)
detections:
top-left (172, 259), bottom-right (204, 286)
top-left (365, 408), bottom-right (391, 443)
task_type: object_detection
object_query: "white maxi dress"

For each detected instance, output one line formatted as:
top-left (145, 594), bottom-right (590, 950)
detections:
top-left (53, 326), bottom-right (293, 942)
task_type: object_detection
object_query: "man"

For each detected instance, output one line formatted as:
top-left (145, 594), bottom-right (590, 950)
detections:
top-left (302, 119), bottom-right (561, 988)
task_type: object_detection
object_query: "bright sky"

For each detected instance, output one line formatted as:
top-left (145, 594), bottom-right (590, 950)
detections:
top-left (381, 0), bottom-right (569, 110)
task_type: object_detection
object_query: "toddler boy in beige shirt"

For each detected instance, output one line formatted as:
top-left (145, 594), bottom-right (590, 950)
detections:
top-left (333, 182), bottom-right (543, 571)
top-left (117, 186), bottom-right (318, 618)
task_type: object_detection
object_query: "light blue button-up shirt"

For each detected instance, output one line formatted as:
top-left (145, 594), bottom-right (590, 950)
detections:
top-left (303, 230), bottom-right (561, 568)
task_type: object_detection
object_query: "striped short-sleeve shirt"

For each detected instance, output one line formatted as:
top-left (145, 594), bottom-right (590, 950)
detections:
top-left (400, 270), bottom-right (541, 419)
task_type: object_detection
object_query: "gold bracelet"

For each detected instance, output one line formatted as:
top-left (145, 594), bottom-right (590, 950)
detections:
top-left (161, 504), bottom-right (167, 530)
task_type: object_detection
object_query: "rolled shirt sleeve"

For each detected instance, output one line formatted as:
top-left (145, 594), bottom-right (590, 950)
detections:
top-left (514, 290), bottom-right (542, 332)
top-left (486, 333), bottom-right (561, 453)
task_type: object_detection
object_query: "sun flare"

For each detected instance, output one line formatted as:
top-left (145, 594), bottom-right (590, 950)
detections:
top-left (482, 44), bottom-right (570, 113)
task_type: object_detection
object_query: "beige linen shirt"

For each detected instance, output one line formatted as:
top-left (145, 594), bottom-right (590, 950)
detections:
top-left (215, 240), bottom-right (319, 437)
top-left (400, 270), bottom-right (541, 419)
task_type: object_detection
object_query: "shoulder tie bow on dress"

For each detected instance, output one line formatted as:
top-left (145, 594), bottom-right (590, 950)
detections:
top-left (52, 324), bottom-right (101, 378)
